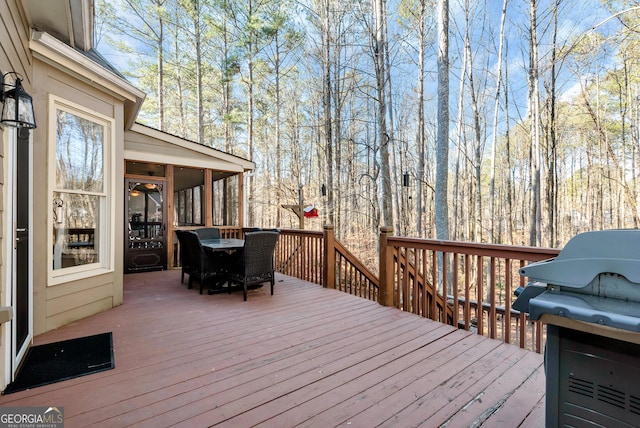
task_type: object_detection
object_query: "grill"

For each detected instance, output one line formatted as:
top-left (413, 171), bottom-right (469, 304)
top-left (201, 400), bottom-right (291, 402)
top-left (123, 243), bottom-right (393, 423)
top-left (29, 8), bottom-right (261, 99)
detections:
top-left (513, 230), bottom-right (640, 428)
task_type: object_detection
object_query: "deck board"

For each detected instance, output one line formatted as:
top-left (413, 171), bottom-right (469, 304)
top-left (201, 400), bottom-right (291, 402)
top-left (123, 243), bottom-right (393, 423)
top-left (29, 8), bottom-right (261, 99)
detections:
top-left (0, 270), bottom-right (545, 427)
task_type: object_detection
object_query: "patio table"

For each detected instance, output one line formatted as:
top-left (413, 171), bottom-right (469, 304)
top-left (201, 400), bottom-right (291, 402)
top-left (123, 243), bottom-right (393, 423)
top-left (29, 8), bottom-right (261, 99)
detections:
top-left (199, 238), bottom-right (245, 295)
top-left (199, 238), bottom-right (244, 251)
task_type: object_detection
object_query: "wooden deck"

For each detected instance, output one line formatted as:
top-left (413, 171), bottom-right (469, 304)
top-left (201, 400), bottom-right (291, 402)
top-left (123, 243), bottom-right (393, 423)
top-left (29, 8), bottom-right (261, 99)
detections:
top-left (0, 270), bottom-right (545, 427)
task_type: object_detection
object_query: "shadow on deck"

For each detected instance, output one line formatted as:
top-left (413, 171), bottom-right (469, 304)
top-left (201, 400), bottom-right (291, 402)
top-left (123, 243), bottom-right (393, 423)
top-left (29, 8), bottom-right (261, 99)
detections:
top-left (0, 270), bottom-right (545, 427)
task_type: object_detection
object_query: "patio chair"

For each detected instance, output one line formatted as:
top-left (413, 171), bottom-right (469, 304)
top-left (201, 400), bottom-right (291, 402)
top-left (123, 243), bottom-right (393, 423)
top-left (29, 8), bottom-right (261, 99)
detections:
top-left (181, 231), bottom-right (227, 294)
top-left (242, 227), bottom-right (261, 236)
top-left (174, 230), bottom-right (191, 284)
top-left (227, 231), bottom-right (280, 301)
top-left (194, 227), bottom-right (221, 240)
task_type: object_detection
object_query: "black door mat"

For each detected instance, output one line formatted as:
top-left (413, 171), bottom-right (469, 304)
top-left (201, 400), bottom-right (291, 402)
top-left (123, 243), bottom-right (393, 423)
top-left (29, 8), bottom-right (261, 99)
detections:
top-left (4, 332), bottom-right (114, 394)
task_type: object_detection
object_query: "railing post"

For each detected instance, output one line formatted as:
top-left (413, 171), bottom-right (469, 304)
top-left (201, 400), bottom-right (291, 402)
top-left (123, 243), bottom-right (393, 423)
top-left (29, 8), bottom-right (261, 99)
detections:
top-left (323, 224), bottom-right (336, 289)
top-left (379, 226), bottom-right (394, 307)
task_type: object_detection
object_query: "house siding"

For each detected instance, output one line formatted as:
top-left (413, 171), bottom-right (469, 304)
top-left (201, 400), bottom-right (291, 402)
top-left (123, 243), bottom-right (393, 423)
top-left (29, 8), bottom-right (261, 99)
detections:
top-left (0, 1), bottom-right (31, 81)
top-left (124, 130), bottom-right (245, 172)
top-left (31, 58), bottom-right (125, 335)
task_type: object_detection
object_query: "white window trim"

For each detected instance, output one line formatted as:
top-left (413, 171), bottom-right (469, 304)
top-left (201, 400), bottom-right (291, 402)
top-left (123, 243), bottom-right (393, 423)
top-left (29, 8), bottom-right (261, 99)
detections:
top-left (48, 95), bottom-right (115, 285)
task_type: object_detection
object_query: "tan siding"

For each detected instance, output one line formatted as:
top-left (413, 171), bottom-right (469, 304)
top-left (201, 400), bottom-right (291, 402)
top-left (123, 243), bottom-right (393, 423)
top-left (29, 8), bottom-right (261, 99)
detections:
top-left (31, 57), bottom-right (124, 336)
top-left (0, 1), bottom-right (31, 84)
top-left (125, 132), bottom-right (243, 172)
top-left (47, 297), bottom-right (114, 332)
top-left (46, 273), bottom-right (114, 300)
top-left (46, 278), bottom-right (115, 331)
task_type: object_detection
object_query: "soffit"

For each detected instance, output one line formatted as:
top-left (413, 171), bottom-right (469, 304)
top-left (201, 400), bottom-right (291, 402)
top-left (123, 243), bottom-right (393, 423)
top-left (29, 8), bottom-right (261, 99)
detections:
top-left (22, 0), bottom-right (92, 50)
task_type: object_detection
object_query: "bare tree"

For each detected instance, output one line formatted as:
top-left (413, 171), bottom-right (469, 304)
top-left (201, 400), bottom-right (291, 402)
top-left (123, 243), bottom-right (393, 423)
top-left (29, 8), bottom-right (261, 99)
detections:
top-left (489, 0), bottom-right (508, 243)
top-left (416, 0), bottom-right (427, 237)
top-left (181, 0), bottom-right (206, 144)
top-left (435, 0), bottom-right (449, 240)
top-left (373, 0), bottom-right (393, 227)
top-left (528, 0), bottom-right (542, 246)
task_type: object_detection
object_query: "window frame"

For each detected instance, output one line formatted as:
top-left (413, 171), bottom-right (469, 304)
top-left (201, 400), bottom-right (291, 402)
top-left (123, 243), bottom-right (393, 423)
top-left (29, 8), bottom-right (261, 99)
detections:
top-left (48, 96), bottom-right (115, 285)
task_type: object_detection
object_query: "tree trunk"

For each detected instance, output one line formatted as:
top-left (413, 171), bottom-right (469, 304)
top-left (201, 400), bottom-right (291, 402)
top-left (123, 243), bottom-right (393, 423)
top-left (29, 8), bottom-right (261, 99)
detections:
top-left (490, 0), bottom-right (507, 243)
top-left (324, 0), bottom-right (334, 227)
top-left (374, 0), bottom-right (393, 227)
top-left (157, 4), bottom-right (165, 130)
top-left (247, 0), bottom-right (255, 226)
top-left (528, 0), bottom-right (541, 246)
top-left (435, 0), bottom-right (450, 240)
top-left (546, 0), bottom-right (559, 246)
top-left (452, 42), bottom-right (466, 241)
top-left (463, 0), bottom-right (482, 243)
top-left (416, 0), bottom-right (426, 237)
top-left (275, 30), bottom-right (282, 228)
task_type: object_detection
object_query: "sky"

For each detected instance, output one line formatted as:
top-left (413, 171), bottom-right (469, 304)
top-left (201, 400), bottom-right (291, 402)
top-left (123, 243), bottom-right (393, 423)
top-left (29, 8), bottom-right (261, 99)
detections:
top-left (94, 0), bottom-right (625, 141)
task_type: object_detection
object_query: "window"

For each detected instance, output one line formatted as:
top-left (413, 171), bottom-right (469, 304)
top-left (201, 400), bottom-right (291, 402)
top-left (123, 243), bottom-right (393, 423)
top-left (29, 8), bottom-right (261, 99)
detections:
top-left (213, 174), bottom-right (239, 225)
top-left (51, 99), bottom-right (113, 278)
top-left (173, 167), bottom-right (204, 227)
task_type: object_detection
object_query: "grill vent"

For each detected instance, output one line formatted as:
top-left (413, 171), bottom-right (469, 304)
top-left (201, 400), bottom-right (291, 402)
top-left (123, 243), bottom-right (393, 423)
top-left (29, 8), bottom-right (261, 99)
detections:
top-left (631, 395), bottom-right (640, 416)
top-left (569, 376), bottom-right (640, 415)
top-left (568, 377), bottom-right (594, 398)
top-left (598, 385), bottom-right (626, 409)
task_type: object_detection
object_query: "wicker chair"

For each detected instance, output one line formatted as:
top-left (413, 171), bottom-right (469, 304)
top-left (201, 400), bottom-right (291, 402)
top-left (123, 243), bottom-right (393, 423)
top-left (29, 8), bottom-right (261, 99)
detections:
top-left (194, 227), bottom-right (221, 240)
top-left (174, 230), bottom-right (191, 284)
top-left (227, 231), bottom-right (280, 301)
top-left (181, 231), bottom-right (227, 294)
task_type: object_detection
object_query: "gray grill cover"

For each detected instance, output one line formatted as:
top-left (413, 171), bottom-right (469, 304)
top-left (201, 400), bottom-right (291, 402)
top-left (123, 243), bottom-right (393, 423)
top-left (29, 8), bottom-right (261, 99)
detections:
top-left (516, 230), bottom-right (640, 332)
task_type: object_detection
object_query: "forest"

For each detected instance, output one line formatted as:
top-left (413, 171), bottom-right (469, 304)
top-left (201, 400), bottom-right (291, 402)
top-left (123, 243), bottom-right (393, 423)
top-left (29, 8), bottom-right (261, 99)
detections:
top-left (97, 0), bottom-right (640, 264)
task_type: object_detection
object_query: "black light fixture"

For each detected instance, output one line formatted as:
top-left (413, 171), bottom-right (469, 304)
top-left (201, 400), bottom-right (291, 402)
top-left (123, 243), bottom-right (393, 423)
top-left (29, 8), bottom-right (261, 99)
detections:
top-left (1, 72), bottom-right (36, 129)
top-left (321, 184), bottom-right (327, 197)
top-left (402, 172), bottom-right (410, 187)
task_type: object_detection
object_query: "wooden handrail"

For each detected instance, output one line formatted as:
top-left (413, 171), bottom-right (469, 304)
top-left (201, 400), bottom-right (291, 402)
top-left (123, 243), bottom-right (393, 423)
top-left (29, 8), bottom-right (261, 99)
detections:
top-left (273, 226), bottom-right (379, 301)
top-left (254, 226), bottom-right (561, 353)
top-left (380, 228), bottom-right (560, 353)
top-left (386, 236), bottom-right (559, 260)
top-left (333, 239), bottom-right (378, 287)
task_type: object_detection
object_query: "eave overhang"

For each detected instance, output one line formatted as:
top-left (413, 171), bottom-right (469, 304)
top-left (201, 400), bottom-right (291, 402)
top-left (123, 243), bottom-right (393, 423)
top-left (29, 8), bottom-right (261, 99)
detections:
top-left (29, 30), bottom-right (145, 129)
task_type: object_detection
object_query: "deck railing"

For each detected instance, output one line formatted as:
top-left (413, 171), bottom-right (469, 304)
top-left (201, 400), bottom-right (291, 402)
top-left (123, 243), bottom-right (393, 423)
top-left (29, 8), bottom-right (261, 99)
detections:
top-left (379, 227), bottom-right (560, 352)
top-left (273, 226), bottom-right (379, 301)
top-left (275, 229), bottom-right (324, 284)
top-left (181, 225), bottom-right (560, 352)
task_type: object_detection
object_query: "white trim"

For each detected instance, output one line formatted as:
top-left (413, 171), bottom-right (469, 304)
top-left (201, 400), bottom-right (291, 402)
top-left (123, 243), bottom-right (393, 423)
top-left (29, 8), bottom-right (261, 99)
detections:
top-left (29, 30), bottom-right (145, 129)
top-left (2, 128), bottom-right (14, 386)
top-left (2, 127), bottom-right (34, 384)
top-left (47, 95), bottom-right (116, 285)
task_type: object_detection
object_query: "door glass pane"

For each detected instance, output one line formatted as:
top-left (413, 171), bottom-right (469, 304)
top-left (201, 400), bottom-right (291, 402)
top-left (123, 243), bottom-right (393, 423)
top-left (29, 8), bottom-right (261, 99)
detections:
top-left (128, 183), bottom-right (164, 249)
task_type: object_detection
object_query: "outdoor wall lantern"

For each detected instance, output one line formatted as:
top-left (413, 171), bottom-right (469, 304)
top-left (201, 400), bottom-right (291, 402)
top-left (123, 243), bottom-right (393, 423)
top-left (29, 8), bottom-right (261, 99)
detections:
top-left (1, 72), bottom-right (37, 129)
top-left (402, 172), bottom-right (410, 187)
